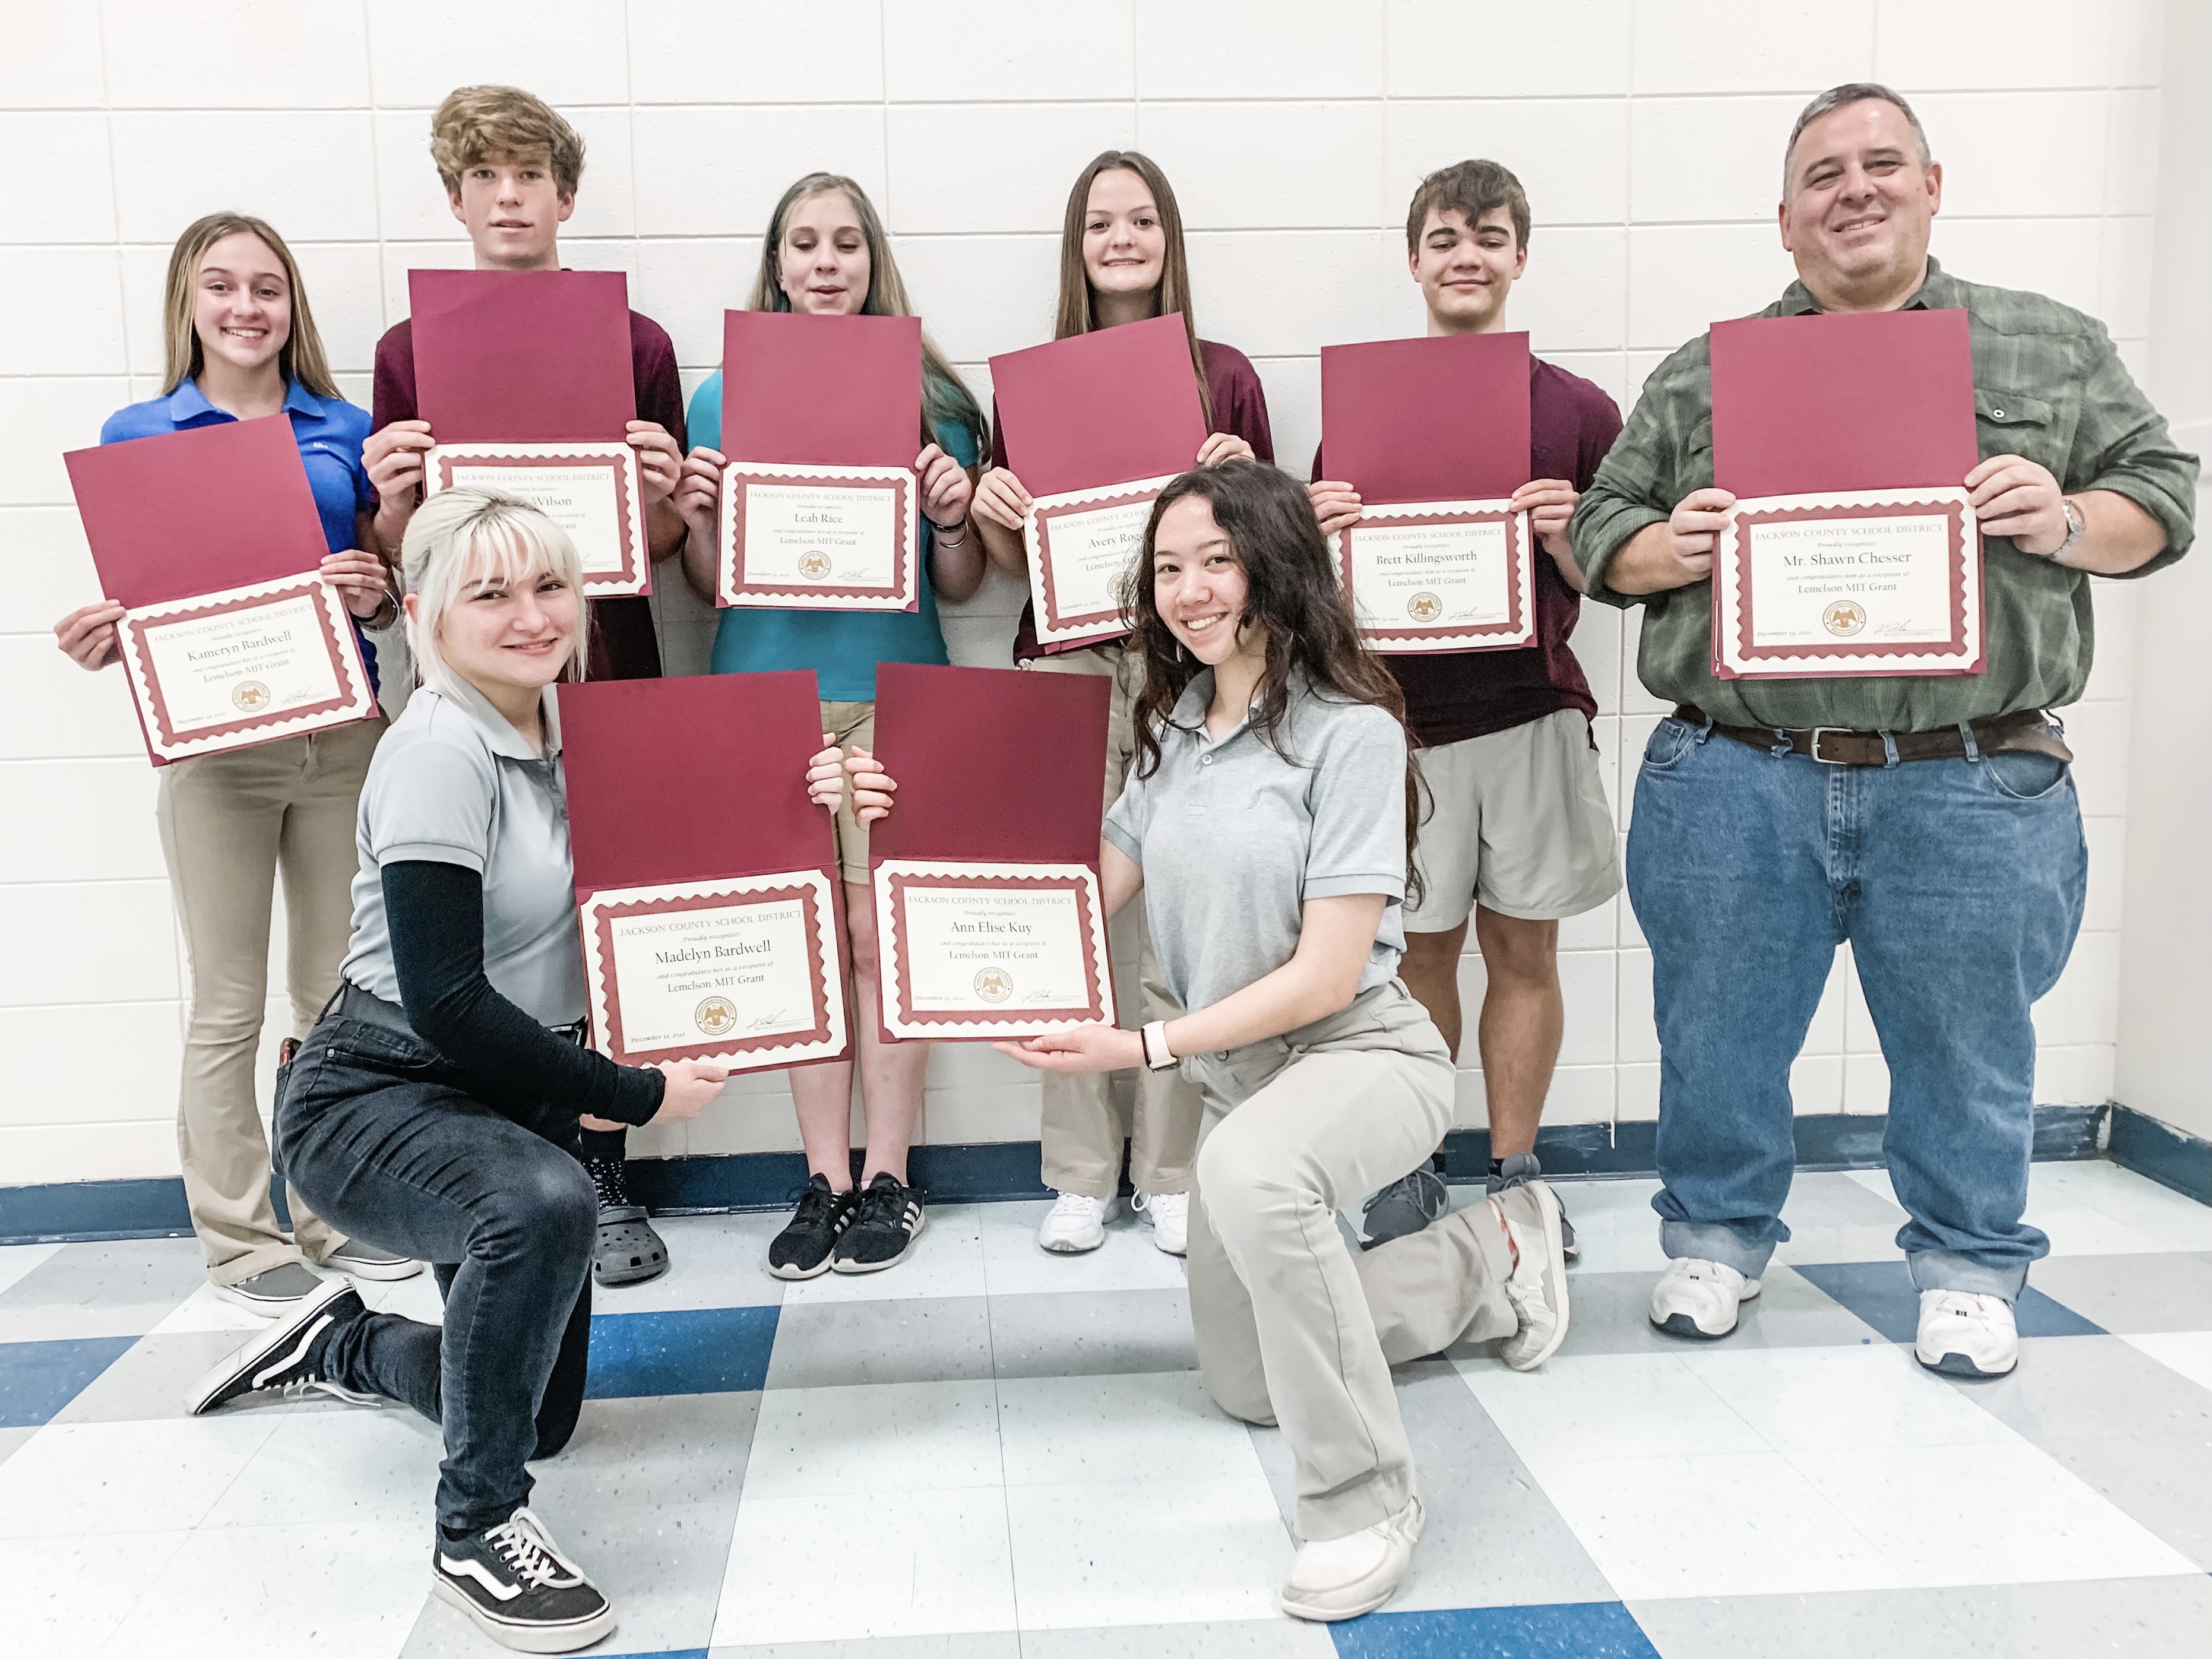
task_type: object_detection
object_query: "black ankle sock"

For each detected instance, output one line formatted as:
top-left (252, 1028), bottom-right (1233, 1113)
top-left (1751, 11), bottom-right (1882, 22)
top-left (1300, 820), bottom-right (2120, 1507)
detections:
top-left (578, 1125), bottom-right (628, 1162)
top-left (1488, 1157), bottom-right (1507, 1179)
top-left (439, 1522), bottom-right (475, 1543)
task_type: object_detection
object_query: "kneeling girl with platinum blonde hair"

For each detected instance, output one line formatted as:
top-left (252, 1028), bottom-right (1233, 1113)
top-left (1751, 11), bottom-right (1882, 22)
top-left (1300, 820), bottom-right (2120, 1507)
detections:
top-left (187, 489), bottom-right (849, 1654)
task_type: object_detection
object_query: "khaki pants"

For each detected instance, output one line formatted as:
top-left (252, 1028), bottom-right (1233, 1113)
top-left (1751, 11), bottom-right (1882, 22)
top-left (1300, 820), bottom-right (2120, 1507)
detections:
top-left (1186, 981), bottom-right (1516, 1541)
top-left (157, 718), bottom-right (384, 1283)
top-left (1023, 644), bottom-right (1202, 1196)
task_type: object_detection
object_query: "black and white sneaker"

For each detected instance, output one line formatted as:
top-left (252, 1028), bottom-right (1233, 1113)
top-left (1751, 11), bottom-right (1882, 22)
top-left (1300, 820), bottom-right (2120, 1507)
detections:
top-left (432, 1506), bottom-right (616, 1654)
top-left (768, 1174), bottom-right (862, 1280)
top-left (830, 1173), bottom-right (926, 1274)
top-left (188, 1275), bottom-right (379, 1414)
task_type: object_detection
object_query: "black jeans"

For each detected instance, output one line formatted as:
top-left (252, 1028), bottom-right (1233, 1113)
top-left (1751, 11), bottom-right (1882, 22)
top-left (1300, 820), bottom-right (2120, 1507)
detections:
top-left (275, 1012), bottom-right (596, 1535)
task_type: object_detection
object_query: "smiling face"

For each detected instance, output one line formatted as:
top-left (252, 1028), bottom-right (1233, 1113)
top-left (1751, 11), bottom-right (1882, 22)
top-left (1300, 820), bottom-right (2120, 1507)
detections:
top-left (193, 232), bottom-right (292, 376)
top-left (429, 547), bottom-right (581, 701)
top-left (1412, 205), bottom-right (1525, 334)
top-left (1779, 98), bottom-right (1941, 308)
top-left (1082, 167), bottom-right (1168, 305)
top-left (776, 190), bottom-right (871, 316)
top-left (1151, 494), bottom-right (1260, 668)
top-left (450, 151), bottom-right (574, 271)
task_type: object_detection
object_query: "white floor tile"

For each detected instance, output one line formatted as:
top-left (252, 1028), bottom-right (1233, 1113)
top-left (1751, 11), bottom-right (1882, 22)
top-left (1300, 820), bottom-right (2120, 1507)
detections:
top-left (145, 1283), bottom-right (276, 1337)
top-left (1852, 1163), bottom-right (2172, 1256)
top-left (96, 1519), bottom-right (427, 1659)
top-left (1788, 1441), bottom-right (2204, 1588)
top-left (995, 1372), bottom-right (1265, 1487)
top-left (1530, 1450), bottom-right (1898, 1599)
top-left (1538, 1178), bottom-right (1670, 1274)
top-left (1455, 1351), bottom-right (1768, 1464)
top-left (589, 1212), bottom-right (788, 1312)
top-left (2033, 1163), bottom-right (2212, 1252)
top-left (1005, 1476), bottom-right (1290, 1630)
top-left (975, 1201), bottom-right (1188, 1298)
top-left (0, 1528), bottom-right (187, 1659)
top-left (357, 1272), bottom-right (445, 1325)
top-left (742, 1380), bottom-right (1003, 1497)
top-left (0, 1243), bottom-right (64, 1300)
top-left (2122, 1331), bottom-right (2212, 1394)
top-left (198, 1409), bottom-right (444, 1530)
top-left (778, 1204), bottom-right (989, 1305)
top-left (711, 1486), bottom-right (1015, 1644)
top-left (0, 1417), bottom-right (283, 1537)
top-left (1680, 1344), bottom-right (2018, 1452)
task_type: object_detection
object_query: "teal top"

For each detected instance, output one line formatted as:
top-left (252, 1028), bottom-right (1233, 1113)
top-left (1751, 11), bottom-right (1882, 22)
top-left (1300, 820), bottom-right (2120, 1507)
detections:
top-left (689, 371), bottom-right (981, 702)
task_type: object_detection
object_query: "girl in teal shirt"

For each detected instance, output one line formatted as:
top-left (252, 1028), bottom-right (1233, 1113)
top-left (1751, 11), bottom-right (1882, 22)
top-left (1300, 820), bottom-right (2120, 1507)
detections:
top-left (674, 172), bottom-right (985, 1280)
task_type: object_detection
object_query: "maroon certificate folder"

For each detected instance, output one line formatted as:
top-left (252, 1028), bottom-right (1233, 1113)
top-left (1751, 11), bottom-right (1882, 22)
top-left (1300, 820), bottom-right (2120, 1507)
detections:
top-left (867, 662), bottom-right (1116, 1041)
top-left (65, 416), bottom-right (375, 764)
top-left (716, 311), bottom-right (922, 612)
top-left (1707, 308), bottom-right (1983, 680)
top-left (411, 269), bottom-right (650, 594)
top-left (1317, 332), bottom-right (1537, 653)
top-left (558, 670), bottom-right (852, 1072)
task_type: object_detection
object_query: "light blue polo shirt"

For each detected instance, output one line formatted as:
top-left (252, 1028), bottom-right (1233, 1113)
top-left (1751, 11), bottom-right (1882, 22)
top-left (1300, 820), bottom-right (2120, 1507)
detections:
top-left (101, 378), bottom-right (381, 688)
top-left (686, 372), bottom-right (980, 702)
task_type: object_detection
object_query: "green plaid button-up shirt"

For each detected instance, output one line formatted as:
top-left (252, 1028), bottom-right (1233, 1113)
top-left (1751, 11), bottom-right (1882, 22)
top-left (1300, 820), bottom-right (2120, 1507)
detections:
top-left (1570, 259), bottom-right (2199, 730)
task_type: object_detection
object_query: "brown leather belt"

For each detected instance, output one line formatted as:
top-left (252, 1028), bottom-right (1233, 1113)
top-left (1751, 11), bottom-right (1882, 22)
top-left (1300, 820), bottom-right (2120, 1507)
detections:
top-left (1673, 705), bottom-right (2073, 767)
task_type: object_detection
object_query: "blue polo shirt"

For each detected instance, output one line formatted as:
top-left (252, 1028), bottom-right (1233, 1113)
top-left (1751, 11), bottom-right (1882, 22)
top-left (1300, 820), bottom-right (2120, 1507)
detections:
top-left (101, 378), bottom-right (381, 689)
top-left (687, 371), bottom-right (980, 702)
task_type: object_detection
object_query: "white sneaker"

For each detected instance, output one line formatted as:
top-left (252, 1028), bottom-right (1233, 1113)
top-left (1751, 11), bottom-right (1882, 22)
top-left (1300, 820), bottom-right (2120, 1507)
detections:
top-left (1278, 1495), bottom-right (1423, 1622)
top-left (1915, 1289), bottom-right (2018, 1378)
top-left (1132, 1191), bottom-right (1188, 1256)
top-left (1037, 1191), bottom-right (1120, 1253)
top-left (1495, 1185), bottom-right (1571, 1370)
top-left (1648, 1257), bottom-right (1761, 1339)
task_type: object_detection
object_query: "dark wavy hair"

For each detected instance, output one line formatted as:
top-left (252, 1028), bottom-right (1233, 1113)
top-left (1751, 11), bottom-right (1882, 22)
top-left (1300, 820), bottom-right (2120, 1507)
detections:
top-left (1127, 461), bottom-right (1425, 903)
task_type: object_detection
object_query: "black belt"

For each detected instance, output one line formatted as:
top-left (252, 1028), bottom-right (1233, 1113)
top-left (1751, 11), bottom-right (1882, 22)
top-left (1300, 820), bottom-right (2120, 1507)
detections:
top-left (1673, 705), bottom-right (2073, 767)
top-left (333, 980), bottom-right (587, 1046)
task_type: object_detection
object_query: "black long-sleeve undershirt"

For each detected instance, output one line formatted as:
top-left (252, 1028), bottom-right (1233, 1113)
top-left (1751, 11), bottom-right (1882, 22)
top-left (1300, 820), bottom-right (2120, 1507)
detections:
top-left (382, 859), bottom-right (664, 1128)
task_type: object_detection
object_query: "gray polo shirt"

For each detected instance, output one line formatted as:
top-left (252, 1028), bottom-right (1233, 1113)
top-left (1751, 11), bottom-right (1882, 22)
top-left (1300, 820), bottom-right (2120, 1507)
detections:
top-left (1103, 671), bottom-right (1408, 1017)
top-left (340, 679), bottom-right (585, 1026)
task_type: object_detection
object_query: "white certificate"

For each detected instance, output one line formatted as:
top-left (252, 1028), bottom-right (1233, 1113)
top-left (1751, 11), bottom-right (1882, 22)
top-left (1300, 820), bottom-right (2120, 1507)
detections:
top-left (1336, 499), bottom-right (1535, 652)
top-left (579, 872), bottom-right (848, 1071)
top-left (118, 572), bottom-right (376, 763)
top-left (426, 441), bottom-right (648, 596)
top-left (873, 859), bottom-right (1116, 1041)
top-left (718, 462), bottom-right (917, 611)
top-left (1712, 487), bottom-right (1982, 679)
top-left (1024, 474), bottom-right (1177, 648)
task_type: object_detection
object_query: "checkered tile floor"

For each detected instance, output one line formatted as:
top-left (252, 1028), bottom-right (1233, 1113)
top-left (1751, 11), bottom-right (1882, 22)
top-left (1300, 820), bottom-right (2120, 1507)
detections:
top-left (4, 1161), bottom-right (2209, 1658)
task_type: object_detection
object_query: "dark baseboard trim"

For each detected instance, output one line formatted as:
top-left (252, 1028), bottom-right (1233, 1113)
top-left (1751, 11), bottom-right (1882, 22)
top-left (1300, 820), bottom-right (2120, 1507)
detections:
top-left (2107, 1103), bottom-right (2212, 1206)
top-left (4, 1104), bottom-right (2178, 1247)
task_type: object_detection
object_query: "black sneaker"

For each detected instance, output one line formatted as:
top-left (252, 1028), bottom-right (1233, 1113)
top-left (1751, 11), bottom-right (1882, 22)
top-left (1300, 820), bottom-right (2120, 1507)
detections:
top-left (830, 1173), bottom-right (926, 1274)
top-left (1490, 1153), bottom-right (1577, 1261)
top-left (188, 1276), bottom-right (379, 1414)
top-left (768, 1174), bottom-right (862, 1280)
top-left (432, 1506), bottom-right (615, 1653)
top-left (586, 1155), bottom-right (669, 1287)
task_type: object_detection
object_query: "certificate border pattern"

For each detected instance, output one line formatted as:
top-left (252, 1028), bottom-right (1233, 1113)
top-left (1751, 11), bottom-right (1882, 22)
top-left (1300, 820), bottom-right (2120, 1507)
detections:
top-left (716, 464), bottom-right (919, 611)
top-left (1026, 474), bottom-right (1181, 648)
top-left (119, 574), bottom-right (375, 762)
top-left (580, 870), bottom-right (849, 1071)
top-left (427, 443), bottom-right (649, 596)
top-left (1714, 490), bottom-right (1983, 680)
top-left (1335, 501), bottom-right (1536, 653)
top-left (874, 860), bottom-right (1116, 1041)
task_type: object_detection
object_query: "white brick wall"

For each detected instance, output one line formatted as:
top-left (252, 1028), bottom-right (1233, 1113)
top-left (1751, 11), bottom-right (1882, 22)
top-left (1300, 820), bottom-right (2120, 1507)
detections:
top-left (0, 0), bottom-right (2173, 1185)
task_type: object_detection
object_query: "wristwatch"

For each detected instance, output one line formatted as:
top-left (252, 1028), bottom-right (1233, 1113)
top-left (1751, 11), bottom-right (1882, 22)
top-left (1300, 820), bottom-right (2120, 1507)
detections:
top-left (1141, 1019), bottom-right (1177, 1071)
top-left (2051, 496), bottom-right (2086, 562)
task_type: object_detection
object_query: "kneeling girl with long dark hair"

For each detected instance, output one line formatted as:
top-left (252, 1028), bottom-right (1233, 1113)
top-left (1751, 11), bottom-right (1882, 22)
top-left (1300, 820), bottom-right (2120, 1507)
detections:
top-left (852, 461), bottom-right (1572, 1621)
top-left (187, 489), bottom-right (844, 1653)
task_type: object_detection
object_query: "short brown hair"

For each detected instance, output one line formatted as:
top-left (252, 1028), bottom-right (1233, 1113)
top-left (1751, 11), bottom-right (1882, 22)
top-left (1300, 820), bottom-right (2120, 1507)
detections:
top-left (1404, 159), bottom-right (1530, 253)
top-left (429, 85), bottom-right (585, 198)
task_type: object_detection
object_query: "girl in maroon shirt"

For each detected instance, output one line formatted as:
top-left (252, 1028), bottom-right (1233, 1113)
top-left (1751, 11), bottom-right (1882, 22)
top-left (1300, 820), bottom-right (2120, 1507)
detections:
top-left (970, 151), bottom-right (1274, 1262)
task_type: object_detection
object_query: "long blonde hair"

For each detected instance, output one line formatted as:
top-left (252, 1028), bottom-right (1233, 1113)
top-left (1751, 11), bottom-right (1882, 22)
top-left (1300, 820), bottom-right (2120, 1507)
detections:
top-left (1053, 151), bottom-right (1213, 428)
top-left (749, 173), bottom-right (986, 454)
top-left (401, 489), bottom-right (588, 703)
top-left (160, 213), bottom-right (339, 399)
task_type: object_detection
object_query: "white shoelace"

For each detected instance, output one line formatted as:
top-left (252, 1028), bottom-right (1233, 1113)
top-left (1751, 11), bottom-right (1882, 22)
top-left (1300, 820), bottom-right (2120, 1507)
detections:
top-left (483, 1511), bottom-right (578, 1592)
top-left (1047, 1192), bottom-right (1106, 1221)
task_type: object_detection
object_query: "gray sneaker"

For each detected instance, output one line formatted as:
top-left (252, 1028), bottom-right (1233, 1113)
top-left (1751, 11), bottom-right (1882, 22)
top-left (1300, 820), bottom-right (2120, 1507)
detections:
top-left (1359, 1164), bottom-right (1449, 1249)
top-left (211, 1261), bottom-right (330, 1316)
top-left (1489, 1153), bottom-right (1577, 1261)
top-left (324, 1239), bottom-right (423, 1281)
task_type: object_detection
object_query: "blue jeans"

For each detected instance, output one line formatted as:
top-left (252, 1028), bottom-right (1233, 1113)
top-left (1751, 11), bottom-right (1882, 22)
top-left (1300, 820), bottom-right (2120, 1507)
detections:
top-left (1626, 715), bottom-right (2086, 1299)
top-left (274, 1012), bottom-right (597, 1535)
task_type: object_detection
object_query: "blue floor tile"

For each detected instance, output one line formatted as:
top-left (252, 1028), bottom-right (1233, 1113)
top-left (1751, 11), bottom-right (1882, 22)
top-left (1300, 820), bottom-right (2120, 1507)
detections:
top-left (0, 1335), bottom-right (138, 1428)
top-left (586, 1305), bottom-right (778, 1400)
top-left (1793, 1260), bottom-right (2106, 1344)
top-left (1330, 1601), bottom-right (1662, 1658)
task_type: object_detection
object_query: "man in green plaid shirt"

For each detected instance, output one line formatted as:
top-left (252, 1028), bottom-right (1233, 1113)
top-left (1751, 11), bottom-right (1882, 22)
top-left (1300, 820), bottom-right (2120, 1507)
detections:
top-left (1569, 83), bottom-right (2197, 1380)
